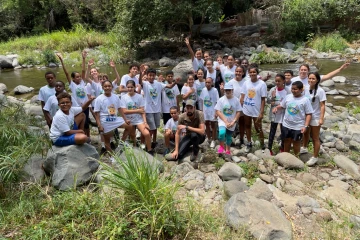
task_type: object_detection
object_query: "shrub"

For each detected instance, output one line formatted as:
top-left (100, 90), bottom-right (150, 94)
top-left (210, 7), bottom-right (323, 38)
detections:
top-left (41, 49), bottom-right (59, 66)
top-left (308, 33), bottom-right (348, 52)
top-left (249, 51), bottom-right (288, 64)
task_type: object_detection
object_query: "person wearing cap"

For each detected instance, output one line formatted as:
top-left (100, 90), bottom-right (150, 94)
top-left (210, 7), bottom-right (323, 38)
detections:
top-left (215, 83), bottom-right (242, 156)
top-left (168, 99), bottom-right (206, 162)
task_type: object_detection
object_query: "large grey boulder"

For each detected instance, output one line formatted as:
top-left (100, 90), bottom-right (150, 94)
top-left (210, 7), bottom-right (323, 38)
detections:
top-left (22, 155), bottom-right (45, 182)
top-left (333, 155), bottom-right (360, 180)
top-left (218, 162), bottom-right (244, 181)
top-left (172, 59), bottom-right (193, 82)
top-left (14, 85), bottom-right (34, 94)
top-left (0, 83), bottom-right (8, 93)
top-left (274, 152), bottom-right (304, 169)
top-left (224, 180), bottom-right (249, 198)
top-left (159, 57), bottom-right (177, 67)
top-left (319, 187), bottom-right (360, 212)
top-left (347, 124), bottom-right (360, 142)
top-left (224, 192), bottom-right (292, 240)
top-left (43, 144), bottom-right (100, 190)
top-left (0, 55), bottom-right (13, 68)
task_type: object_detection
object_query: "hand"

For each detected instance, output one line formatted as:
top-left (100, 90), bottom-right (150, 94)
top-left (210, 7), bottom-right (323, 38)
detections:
top-left (137, 109), bottom-right (145, 114)
top-left (272, 90), bottom-right (276, 98)
top-left (183, 83), bottom-right (188, 87)
top-left (185, 37), bottom-right (190, 45)
top-left (190, 87), bottom-right (195, 94)
top-left (172, 150), bottom-right (178, 159)
top-left (175, 77), bottom-right (181, 84)
top-left (272, 107), bottom-right (278, 114)
top-left (256, 114), bottom-right (263, 123)
top-left (88, 59), bottom-right (95, 67)
top-left (109, 60), bottom-right (115, 68)
top-left (301, 127), bottom-right (306, 134)
top-left (340, 62), bottom-right (350, 70)
top-left (82, 50), bottom-right (87, 59)
top-left (140, 64), bottom-right (146, 74)
top-left (125, 119), bottom-right (131, 125)
top-left (215, 66), bottom-right (220, 71)
top-left (136, 84), bottom-right (142, 91)
top-left (319, 119), bottom-right (323, 126)
top-left (145, 122), bottom-right (150, 130)
top-left (77, 129), bottom-right (85, 134)
top-left (56, 53), bottom-right (63, 60)
top-left (98, 125), bottom-right (104, 133)
top-left (177, 125), bottom-right (187, 130)
top-left (88, 96), bottom-right (95, 101)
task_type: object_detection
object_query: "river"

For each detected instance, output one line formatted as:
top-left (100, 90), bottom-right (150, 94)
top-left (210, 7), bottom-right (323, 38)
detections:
top-left (0, 60), bottom-right (359, 105)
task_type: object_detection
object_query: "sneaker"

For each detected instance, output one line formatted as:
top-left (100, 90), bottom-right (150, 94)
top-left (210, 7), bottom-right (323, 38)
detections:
top-left (136, 129), bottom-right (141, 139)
top-left (246, 142), bottom-right (252, 153)
top-left (261, 145), bottom-right (266, 153)
top-left (306, 157), bottom-right (318, 166)
top-left (163, 148), bottom-right (170, 156)
top-left (300, 147), bottom-right (308, 154)
top-left (269, 150), bottom-right (274, 156)
top-left (240, 138), bottom-right (245, 147)
top-left (100, 147), bottom-right (107, 155)
top-left (225, 150), bottom-right (231, 155)
top-left (217, 145), bottom-right (225, 154)
top-left (140, 143), bottom-right (146, 150)
top-left (210, 140), bottom-right (216, 148)
top-left (190, 152), bottom-right (202, 162)
top-left (147, 149), bottom-right (155, 156)
top-left (151, 142), bottom-right (158, 149)
top-left (280, 148), bottom-right (284, 153)
top-left (110, 142), bottom-right (116, 150)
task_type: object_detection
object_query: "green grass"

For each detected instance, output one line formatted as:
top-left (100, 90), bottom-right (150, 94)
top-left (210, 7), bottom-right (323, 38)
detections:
top-left (249, 51), bottom-right (288, 64)
top-left (238, 162), bottom-right (259, 186)
top-left (308, 33), bottom-right (348, 52)
top-left (0, 25), bottom-right (132, 66)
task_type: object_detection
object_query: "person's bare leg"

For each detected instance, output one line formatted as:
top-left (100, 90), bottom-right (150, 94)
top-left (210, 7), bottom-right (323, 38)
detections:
top-left (205, 121), bottom-right (211, 140)
top-left (311, 126), bottom-right (321, 157)
top-left (211, 122), bottom-right (217, 141)
top-left (253, 117), bottom-right (264, 146)
top-left (284, 138), bottom-right (292, 152)
top-left (74, 112), bottom-right (85, 130)
top-left (302, 127), bottom-right (311, 148)
top-left (239, 115), bottom-right (245, 141)
top-left (138, 124), bottom-right (152, 150)
top-left (103, 132), bottom-right (113, 153)
top-left (293, 140), bottom-right (301, 156)
top-left (164, 131), bottom-right (170, 148)
top-left (74, 133), bottom-right (88, 145)
top-left (244, 115), bottom-right (252, 143)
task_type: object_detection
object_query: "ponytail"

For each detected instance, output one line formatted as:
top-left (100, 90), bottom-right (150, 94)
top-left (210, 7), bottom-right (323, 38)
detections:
top-left (308, 72), bottom-right (321, 102)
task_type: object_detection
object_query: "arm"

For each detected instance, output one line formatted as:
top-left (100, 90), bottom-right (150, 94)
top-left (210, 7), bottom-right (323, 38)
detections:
top-left (257, 97), bottom-right (266, 121)
top-left (272, 104), bottom-right (284, 114)
top-left (319, 101), bottom-right (325, 125)
top-left (321, 62), bottom-right (350, 81)
top-left (42, 105), bottom-right (52, 126)
top-left (94, 111), bottom-right (103, 133)
top-left (165, 77), bottom-right (181, 89)
top-left (187, 123), bottom-right (205, 135)
top-left (56, 53), bottom-right (71, 84)
top-left (240, 93), bottom-right (245, 106)
top-left (267, 88), bottom-right (276, 104)
top-left (82, 50), bottom-right (87, 80)
top-left (85, 59), bottom-right (95, 84)
top-left (118, 107), bottom-right (130, 125)
top-left (182, 87), bottom-right (195, 100)
top-left (301, 114), bottom-right (312, 133)
top-left (121, 107), bottom-right (145, 114)
top-left (185, 37), bottom-right (195, 61)
top-left (110, 60), bottom-right (121, 85)
top-left (216, 109), bottom-right (229, 126)
top-left (81, 96), bottom-right (95, 111)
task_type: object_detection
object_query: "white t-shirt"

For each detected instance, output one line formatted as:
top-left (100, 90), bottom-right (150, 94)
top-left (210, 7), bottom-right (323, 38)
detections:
top-left (267, 87), bottom-right (289, 123)
top-left (38, 85), bottom-right (55, 103)
top-left (195, 80), bottom-right (206, 98)
top-left (241, 80), bottom-right (267, 117)
top-left (69, 80), bottom-right (88, 106)
top-left (143, 81), bottom-right (166, 113)
top-left (86, 81), bottom-right (103, 97)
top-left (304, 86), bottom-right (326, 120)
top-left (281, 95), bottom-right (314, 130)
top-left (181, 85), bottom-right (197, 103)
top-left (229, 78), bottom-right (247, 99)
top-left (120, 93), bottom-right (145, 125)
top-left (215, 96), bottom-right (242, 131)
top-left (165, 118), bottom-right (178, 133)
top-left (220, 65), bottom-right (236, 83)
top-left (161, 84), bottom-right (180, 113)
top-left (120, 74), bottom-right (139, 96)
top-left (192, 58), bottom-right (205, 71)
top-left (200, 87), bottom-right (219, 121)
top-left (44, 94), bottom-right (79, 117)
top-left (206, 70), bottom-right (217, 84)
top-left (49, 107), bottom-right (83, 142)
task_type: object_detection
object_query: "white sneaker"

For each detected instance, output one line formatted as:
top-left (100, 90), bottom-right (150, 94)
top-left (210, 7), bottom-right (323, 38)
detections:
top-left (110, 157), bottom-right (116, 163)
top-left (210, 140), bottom-right (216, 148)
top-left (300, 147), bottom-right (308, 154)
top-left (306, 157), bottom-right (318, 166)
top-left (136, 129), bottom-right (141, 139)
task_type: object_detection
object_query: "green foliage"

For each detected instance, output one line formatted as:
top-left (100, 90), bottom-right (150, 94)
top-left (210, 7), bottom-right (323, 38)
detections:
top-left (0, 102), bottom-right (50, 182)
top-left (308, 33), bottom-right (348, 52)
top-left (238, 162), bottom-right (259, 185)
top-left (249, 51), bottom-right (288, 64)
top-left (41, 49), bottom-right (58, 66)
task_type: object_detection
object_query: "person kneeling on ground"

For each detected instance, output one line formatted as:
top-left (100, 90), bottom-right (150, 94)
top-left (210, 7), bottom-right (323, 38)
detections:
top-left (163, 106), bottom-right (180, 155)
top-left (168, 100), bottom-right (206, 162)
top-left (50, 92), bottom-right (94, 146)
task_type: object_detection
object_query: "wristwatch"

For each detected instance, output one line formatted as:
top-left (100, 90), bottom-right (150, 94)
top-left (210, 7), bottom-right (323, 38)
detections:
top-left (305, 126), bottom-right (309, 128)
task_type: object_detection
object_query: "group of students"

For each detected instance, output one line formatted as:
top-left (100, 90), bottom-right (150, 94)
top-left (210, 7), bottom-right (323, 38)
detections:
top-left (38, 43), bottom-right (349, 165)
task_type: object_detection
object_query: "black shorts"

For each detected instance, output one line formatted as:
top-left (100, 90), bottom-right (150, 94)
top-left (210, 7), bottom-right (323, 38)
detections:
top-left (163, 113), bottom-right (171, 126)
top-left (282, 126), bottom-right (302, 141)
top-left (83, 107), bottom-right (90, 130)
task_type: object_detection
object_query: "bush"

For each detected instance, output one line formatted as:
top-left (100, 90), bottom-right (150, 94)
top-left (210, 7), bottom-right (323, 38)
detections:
top-left (41, 49), bottom-right (59, 66)
top-left (308, 33), bottom-right (348, 52)
top-left (249, 51), bottom-right (288, 64)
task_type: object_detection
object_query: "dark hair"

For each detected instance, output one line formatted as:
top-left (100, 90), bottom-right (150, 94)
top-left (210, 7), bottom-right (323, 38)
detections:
top-left (248, 66), bottom-right (259, 74)
top-left (299, 64), bottom-right (310, 71)
top-left (45, 71), bottom-right (56, 78)
top-left (57, 92), bottom-right (71, 102)
top-left (284, 70), bottom-right (294, 76)
top-left (195, 48), bottom-right (202, 53)
top-left (235, 66), bottom-right (246, 78)
top-left (205, 59), bottom-right (213, 65)
top-left (55, 80), bottom-right (65, 87)
top-left (165, 70), bottom-right (174, 76)
top-left (101, 79), bottom-right (112, 86)
top-left (126, 80), bottom-right (136, 87)
top-left (102, 73), bottom-right (109, 80)
top-left (249, 63), bottom-right (259, 68)
top-left (308, 72), bottom-right (321, 103)
top-left (187, 74), bottom-right (195, 80)
top-left (227, 55), bottom-right (235, 60)
top-left (204, 51), bottom-right (210, 55)
top-left (71, 71), bottom-right (80, 78)
top-left (196, 68), bottom-right (204, 74)
top-left (241, 58), bottom-right (249, 65)
top-left (275, 73), bottom-right (285, 81)
top-left (146, 68), bottom-right (157, 75)
top-left (128, 64), bottom-right (140, 72)
top-left (292, 80), bottom-right (303, 89)
top-left (170, 106), bottom-right (179, 112)
top-left (205, 77), bottom-right (213, 83)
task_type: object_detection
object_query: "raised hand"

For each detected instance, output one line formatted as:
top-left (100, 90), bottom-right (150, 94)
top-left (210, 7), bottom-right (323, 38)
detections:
top-left (88, 59), bottom-right (95, 67)
top-left (56, 53), bottom-right (63, 60)
top-left (109, 60), bottom-right (115, 68)
top-left (82, 50), bottom-right (87, 59)
top-left (185, 37), bottom-right (190, 45)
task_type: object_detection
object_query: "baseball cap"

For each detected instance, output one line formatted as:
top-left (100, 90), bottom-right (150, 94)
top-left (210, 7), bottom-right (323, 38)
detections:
top-left (185, 99), bottom-right (196, 106)
top-left (224, 83), bottom-right (234, 90)
top-left (223, 54), bottom-right (229, 58)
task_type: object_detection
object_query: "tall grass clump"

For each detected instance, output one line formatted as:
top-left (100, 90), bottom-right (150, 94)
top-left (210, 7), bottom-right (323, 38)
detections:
top-left (0, 100), bottom-right (50, 183)
top-left (308, 33), bottom-right (348, 52)
top-left (249, 51), bottom-right (288, 64)
top-left (101, 149), bottom-right (186, 239)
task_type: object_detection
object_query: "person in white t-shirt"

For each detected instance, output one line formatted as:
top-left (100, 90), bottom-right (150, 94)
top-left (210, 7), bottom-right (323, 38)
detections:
top-left (119, 64), bottom-right (141, 96)
top-left (273, 81), bottom-right (313, 156)
top-left (204, 59), bottom-right (223, 97)
top-left (56, 51), bottom-right (92, 137)
top-left (199, 77), bottom-right (219, 148)
top-left (181, 74), bottom-right (198, 112)
top-left (163, 106), bottom-right (179, 155)
top-left (94, 80), bottom-right (136, 158)
top-left (140, 68), bottom-right (180, 149)
top-left (39, 71), bottom-right (56, 128)
top-left (229, 65), bottom-right (247, 146)
top-left (185, 37), bottom-right (204, 73)
top-left (162, 70), bottom-right (180, 125)
top-left (240, 67), bottom-right (267, 152)
top-left (267, 74), bottom-right (290, 156)
top-left (301, 72), bottom-right (327, 166)
top-left (195, 68), bottom-right (206, 110)
top-left (215, 83), bottom-right (242, 156)
top-left (220, 55), bottom-right (236, 83)
top-left (50, 92), bottom-right (94, 146)
top-left (121, 80), bottom-right (154, 155)
top-left (44, 81), bottom-right (79, 124)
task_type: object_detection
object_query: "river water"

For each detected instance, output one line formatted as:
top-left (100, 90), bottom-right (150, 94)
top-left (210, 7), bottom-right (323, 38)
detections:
top-left (0, 60), bottom-right (359, 105)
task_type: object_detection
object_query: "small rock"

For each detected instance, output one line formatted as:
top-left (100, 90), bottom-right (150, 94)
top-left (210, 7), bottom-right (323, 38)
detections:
top-left (296, 172), bottom-right (317, 183)
top-left (247, 179), bottom-right (273, 201)
top-left (338, 90), bottom-right (349, 96)
top-left (349, 92), bottom-right (359, 96)
top-left (320, 80), bottom-right (335, 87)
top-left (172, 162), bottom-right (194, 178)
top-left (204, 173), bottom-right (223, 191)
top-left (326, 89), bottom-right (339, 95)
top-left (276, 178), bottom-right (285, 189)
top-left (334, 96), bottom-right (345, 100)
top-left (332, 76), bottom-right (346, 83)
top-left (259, 174), bottom-right (274, 183)
top-left (0, 83), bottom-right (8, 93)
top-left (328, 179), bottom-right (350, 191)
top-left (335, 140), bottom-right (347, 152)
top-left (349, 140), bottom-right (360, 151)
top-left (315, 209), bottom-right (333, 222)
top-left (319, 172), bottom-right (330, 180)
top-left (13, 85), bottom-right (34, 94)
top-left (258, 164), bottom-right (268, 173)
top-left (247, 153), bottom-right (260, 161)
top-left (218, 162), bottom-right (244, 181)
